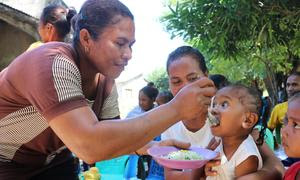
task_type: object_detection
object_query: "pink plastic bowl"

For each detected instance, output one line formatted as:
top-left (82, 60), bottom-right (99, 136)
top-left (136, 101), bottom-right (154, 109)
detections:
top-left (147, 146), bottom-right (217, 169)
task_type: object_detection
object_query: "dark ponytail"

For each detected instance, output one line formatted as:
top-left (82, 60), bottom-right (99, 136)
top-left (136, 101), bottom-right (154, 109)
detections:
top-left (40, 4), bottom-right (77, 39)
top-left (67, 7), bottom-right (77, 29)
top-left (256, 97), bottom-right (270, 146)
top-left (140, 83), bottom-right (159, 100)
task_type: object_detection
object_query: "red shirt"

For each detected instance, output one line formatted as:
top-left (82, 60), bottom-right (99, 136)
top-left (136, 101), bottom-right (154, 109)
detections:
top-left (284, 162), bottom-right (300, 180)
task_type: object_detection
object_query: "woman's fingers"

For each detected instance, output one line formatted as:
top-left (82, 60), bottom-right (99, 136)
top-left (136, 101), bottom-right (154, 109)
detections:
top-left (196, 77), bottom-right (215, 89)
top-left (198, 86), bottom-right (217, 98)
top-left (170, 77), bottom-right (216, 121)
top-left (158, 139), bottom-right (191, 149)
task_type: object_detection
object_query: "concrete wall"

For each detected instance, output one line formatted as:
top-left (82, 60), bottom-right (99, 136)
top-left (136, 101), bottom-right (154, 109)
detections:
top-left (0, 0), bottom-right (66, 18)
top-left (0, 20), bottom-right (35, 69)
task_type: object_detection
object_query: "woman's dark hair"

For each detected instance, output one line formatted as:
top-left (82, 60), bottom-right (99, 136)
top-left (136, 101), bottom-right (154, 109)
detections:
top-left (166, 46), bottom-right (208, 74)
top-left (209, 74), bottom-right (229, 90)
top-left (40, 4), bottom-right (77, 39)
top-left (224, 84), bottom-right (266, 146)
top-left (72, 0), bottom-right (134, 47)
top-left (140, 83), bottom-right (159, 100)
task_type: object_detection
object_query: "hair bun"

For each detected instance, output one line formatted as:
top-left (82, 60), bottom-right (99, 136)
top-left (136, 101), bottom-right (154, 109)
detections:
top-left (67, 7), bottom-right (77, 24)
top-left (147, 82), bottom-right (154, 87)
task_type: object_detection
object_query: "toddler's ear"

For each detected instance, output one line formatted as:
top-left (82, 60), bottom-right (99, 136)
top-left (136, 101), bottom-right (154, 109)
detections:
top-left (242, 113), bottom-right (258, 129)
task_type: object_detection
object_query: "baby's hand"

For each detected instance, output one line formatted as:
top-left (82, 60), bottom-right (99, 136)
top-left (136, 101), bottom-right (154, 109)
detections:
top-left (204, 154), bottom-right (221, 177)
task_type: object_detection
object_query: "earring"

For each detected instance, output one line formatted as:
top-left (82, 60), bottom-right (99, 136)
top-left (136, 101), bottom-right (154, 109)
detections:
top-left (84, 46), bottom-right (89, 53)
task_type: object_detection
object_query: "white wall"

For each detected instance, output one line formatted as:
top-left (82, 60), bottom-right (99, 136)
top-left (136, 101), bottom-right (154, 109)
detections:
top-left (116, 75), bottom-right (147, 118)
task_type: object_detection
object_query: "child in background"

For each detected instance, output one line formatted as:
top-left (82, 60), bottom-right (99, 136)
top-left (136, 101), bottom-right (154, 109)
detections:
top-left (127, 82), bottom-right (159, 118)
top-left (155, 91), bottom-right (174, 106)
top-left (125, 83), bottom-right (161, 179)
top-left (282, 92), bottom-right (300, 180)
top-left (209, 74), bottom-right (229, 90)
top-left (205, 85), bottom-right (264, 179)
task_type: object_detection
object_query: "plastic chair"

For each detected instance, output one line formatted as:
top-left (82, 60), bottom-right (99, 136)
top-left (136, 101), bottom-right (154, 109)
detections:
top-left (123, 155), bottom-right (139, 179)
top-left (146, 160), bottom-right (164, 180)
top-left (95, 155), bottom-right (129, 175)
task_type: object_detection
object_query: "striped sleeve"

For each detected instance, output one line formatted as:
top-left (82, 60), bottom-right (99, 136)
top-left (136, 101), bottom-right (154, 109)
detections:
top-left (52, 55), bottom-right (83, 102)
top-left (26, 54), bottom-right (88, 121)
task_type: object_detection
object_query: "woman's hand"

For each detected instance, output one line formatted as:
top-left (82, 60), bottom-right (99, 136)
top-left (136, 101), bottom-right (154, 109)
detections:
top-left (169, 77), bottom-right (216, 121)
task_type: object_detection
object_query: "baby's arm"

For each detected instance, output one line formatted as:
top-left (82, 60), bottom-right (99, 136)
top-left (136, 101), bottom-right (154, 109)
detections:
top-left (235, 155), bottom-right (259, 178)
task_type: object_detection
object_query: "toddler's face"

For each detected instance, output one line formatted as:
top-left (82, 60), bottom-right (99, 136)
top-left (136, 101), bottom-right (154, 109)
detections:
top-left (209, 87), bottom-right (247, 137)
top-left (281, 99), bottom-right (300, 157)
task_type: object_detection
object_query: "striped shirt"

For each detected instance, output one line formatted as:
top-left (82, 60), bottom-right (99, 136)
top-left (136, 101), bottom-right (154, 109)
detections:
top-left (0, 42), bottom-right (119, 178)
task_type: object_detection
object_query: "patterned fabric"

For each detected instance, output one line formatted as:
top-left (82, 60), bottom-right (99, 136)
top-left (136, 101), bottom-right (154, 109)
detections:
top-left (52, 55), bottom-right (83, 102)
top-left (0, 43), bottom-right (87, 167)
top-left (0, 106), bottom-right (48, 161)
top-left (0, 42), bottom-right (119, 177)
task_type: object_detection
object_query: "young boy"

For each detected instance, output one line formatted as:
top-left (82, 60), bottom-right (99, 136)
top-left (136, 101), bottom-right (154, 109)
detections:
top-left (281, 92), bottom-right (300, 180)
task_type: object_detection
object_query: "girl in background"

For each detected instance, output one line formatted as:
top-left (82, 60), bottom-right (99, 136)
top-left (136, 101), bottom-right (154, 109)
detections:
top-left (127, 82), bottom-right (159, 118)
top-left (126, 83), bottom-right (159, 179)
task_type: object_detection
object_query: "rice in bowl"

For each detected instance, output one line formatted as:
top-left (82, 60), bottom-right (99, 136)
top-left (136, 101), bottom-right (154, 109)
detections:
top-left (165, 150), bottom-right (203, 160)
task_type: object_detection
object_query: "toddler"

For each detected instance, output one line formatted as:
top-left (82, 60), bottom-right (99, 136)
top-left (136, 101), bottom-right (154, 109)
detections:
top-left (205, 85), bottom-right (264, 179)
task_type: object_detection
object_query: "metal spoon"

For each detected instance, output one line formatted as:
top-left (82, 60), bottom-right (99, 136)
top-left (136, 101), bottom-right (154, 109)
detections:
top-left (207, 96), bottom-right (220, 126)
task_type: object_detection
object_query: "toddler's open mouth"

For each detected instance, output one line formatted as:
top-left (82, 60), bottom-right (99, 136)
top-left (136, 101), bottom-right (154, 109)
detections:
top-left (208, 111), bottom-right (220, 127)
top-left (207, 96), bottom-right (220, 127)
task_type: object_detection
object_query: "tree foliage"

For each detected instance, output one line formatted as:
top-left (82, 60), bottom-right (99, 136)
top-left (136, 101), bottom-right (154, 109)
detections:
top-left (161, 0), bottom-right (300, 102)
top-left (146, 68), bottom-right (169, 91)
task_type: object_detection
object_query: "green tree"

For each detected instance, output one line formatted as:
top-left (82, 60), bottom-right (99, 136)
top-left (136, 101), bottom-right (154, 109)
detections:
top-left (146, 67), bottom-right (169, 91)
top-left (161, 0), bottom-right (300, 103)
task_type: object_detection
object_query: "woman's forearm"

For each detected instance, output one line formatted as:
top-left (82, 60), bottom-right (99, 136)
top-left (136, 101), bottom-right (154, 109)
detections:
top-left (50, 78), bottom-right (216, 163)
top-left (237, 142), bottom-right (284, 180)
top-left (50, 103), bottom-right (180, 163)
top-left (93, 104), bottom-right (180, 158)
top-left (257, 143), bottom-right (285, 179)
